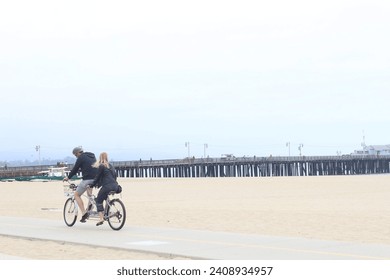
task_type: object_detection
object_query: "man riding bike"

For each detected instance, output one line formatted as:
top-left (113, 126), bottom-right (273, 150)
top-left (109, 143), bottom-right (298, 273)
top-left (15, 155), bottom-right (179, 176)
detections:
top-left (63, 146), bottom-right (97, 223)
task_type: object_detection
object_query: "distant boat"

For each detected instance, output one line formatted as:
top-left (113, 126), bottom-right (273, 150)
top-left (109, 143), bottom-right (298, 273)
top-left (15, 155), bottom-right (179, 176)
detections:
top-left (10, 167), bottom-right (72, 182)
top-left (37, 166), bottom-right (70, 179)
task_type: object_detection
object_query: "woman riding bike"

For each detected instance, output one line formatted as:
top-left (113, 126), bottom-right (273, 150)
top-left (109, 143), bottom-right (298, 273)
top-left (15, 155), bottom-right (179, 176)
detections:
top-left (89, 152), bottom-right (119, 226)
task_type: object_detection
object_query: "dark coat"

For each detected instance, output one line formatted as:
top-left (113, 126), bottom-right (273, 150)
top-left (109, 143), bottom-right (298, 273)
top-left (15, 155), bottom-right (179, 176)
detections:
top-left (90, 164), bottom-right (118, 190)
top-left (68, 152), bottom-right (98, 180)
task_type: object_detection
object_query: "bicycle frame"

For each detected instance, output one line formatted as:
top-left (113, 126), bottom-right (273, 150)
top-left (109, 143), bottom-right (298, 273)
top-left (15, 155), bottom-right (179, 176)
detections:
top-left (63, 183), bottom-right (94, 214)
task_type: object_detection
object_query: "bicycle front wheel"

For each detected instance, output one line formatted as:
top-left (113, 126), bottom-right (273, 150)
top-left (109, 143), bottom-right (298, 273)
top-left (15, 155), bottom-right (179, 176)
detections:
top-left (106, 198), bottom-right (126, 230)
top-left (63, 197), bottom-right (78, 227)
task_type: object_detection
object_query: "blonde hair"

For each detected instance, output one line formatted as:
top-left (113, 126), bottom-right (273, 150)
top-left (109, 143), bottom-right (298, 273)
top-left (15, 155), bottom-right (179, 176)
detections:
top-left (93, 152), bottom-right (110, 168)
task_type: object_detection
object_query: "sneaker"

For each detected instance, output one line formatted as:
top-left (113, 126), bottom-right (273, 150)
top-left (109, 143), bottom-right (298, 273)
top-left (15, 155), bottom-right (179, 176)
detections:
top-left (80, 212), bottom-right (89, 223)
top-left (96, 221), bottom-right (104, 226)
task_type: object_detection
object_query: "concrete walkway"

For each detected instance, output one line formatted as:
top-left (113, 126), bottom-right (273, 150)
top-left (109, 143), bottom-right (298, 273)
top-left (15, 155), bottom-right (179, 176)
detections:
top-left (0, 216), bottom-right (389, 260)
top-left (0, 253), bottom-right (26, 260)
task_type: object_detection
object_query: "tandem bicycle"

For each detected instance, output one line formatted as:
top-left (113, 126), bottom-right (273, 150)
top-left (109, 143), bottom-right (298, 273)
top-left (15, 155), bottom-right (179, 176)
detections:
top-left (63, 181), bottom-right (126, 230)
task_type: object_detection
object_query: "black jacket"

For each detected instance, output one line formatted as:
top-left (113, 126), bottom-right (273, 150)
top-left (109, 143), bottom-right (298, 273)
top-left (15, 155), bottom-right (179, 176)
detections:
top-left (90, 164), bottom-right (118, 190)
top-left (68, 152), bottom-right (98, 180)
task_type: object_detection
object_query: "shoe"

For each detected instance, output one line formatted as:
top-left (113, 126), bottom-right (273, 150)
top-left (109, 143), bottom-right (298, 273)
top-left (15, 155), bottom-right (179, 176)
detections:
top-left (96, 221), bottom-right (104, 226)
top-left (80, 212), bottom-right (89, 223)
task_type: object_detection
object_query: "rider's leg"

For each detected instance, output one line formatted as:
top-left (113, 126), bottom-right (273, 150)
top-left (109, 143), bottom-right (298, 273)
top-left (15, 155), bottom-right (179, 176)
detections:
top-left (86, 187), bottom-right (93, 210)
top-left (95, 188), bottom-right (107, 226)
top-left (75, 179), bottom-right (94, 221)
top-left (97, 211), bottom-right (104, 222)
top-left (74, 191), bottom-right (86, 215)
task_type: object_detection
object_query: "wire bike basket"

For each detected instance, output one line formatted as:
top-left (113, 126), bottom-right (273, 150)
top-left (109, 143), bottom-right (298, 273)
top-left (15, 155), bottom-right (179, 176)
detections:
top-left (63, 183), bottom-right (76, 197)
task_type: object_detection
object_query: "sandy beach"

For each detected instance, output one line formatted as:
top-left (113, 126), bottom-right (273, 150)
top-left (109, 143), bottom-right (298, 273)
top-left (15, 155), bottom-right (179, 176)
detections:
top-left (0, 175), bottom-right (390, 259)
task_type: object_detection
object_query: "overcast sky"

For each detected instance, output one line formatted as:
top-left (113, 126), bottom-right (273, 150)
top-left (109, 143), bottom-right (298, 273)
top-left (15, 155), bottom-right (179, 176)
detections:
top-left (1, 0), bottom-right (389, 162)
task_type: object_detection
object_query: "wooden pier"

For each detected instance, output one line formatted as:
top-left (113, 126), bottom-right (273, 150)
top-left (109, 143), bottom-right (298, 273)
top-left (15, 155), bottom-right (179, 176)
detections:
top-left (114, 155), bottom-right (390, 178)
top-left (1, 155), bottom-right (390, 179)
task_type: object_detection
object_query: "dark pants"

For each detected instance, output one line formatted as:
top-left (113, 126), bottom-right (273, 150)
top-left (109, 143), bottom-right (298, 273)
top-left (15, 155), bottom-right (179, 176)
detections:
top-left (95, 184), bottom-right (117, 212)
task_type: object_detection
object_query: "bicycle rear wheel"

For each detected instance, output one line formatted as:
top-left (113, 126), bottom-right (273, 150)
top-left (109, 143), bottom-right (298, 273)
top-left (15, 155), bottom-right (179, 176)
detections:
top-left (106, 198), bottom-right (126, 230)
top-left (63, 197), bottom-right (78, 226)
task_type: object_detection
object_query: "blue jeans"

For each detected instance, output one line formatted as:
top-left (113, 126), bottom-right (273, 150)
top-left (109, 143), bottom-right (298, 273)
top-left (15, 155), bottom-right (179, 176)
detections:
top-left (95, 184), bottom-right (118, 212)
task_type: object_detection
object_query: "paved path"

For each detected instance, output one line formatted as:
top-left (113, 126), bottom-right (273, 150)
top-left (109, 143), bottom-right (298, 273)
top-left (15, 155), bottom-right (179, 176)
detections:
top-left (0, 253), bottom-right (25, 260)
top-left (0, 216), bottom-right (389, 260)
